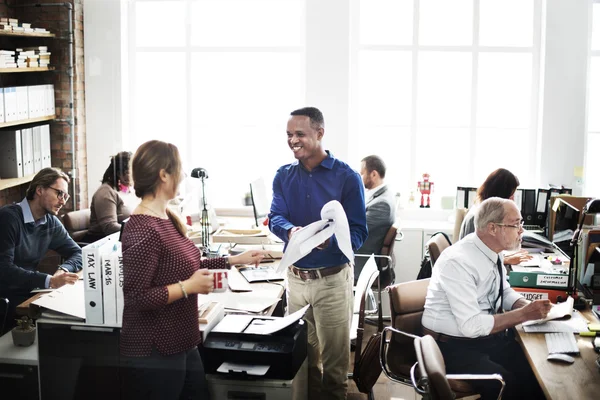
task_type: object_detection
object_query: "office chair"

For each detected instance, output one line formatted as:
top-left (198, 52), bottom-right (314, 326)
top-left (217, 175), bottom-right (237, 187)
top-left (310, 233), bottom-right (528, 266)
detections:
top-left (426, 233), bottom-right (452, 267)
top-left (453, 208), bottom-right (468, 243)
top-left (380, 279), bottom-right (476, 398)
top-left (62, 208), bottom-right (92, 246)
top-left (411, 335), bottom-right (505, 400)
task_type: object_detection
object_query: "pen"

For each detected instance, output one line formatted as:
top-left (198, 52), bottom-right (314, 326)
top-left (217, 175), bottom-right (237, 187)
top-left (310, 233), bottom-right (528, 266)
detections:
top-left (260, 260), bottom-right (274, 264)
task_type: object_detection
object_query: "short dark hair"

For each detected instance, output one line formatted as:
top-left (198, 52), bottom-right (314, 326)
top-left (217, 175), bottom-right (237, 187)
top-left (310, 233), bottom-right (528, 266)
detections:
top-left (26, 167), bottom-right (70, 200)
top-left (102, 151), bottom-right (132, 189)
top-left (290, 107), bottom-right (324, 130)
top-left (361, 155), bottom-right (386, 179)
top-left (477, 168), bottom-right (520, 202)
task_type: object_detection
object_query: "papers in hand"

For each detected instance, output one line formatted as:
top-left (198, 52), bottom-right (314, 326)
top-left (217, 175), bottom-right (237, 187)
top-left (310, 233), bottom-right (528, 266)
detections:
top-left (277, 200), bottom-right (353, 274)
top-left (522, 296), bottom-right (574, 326)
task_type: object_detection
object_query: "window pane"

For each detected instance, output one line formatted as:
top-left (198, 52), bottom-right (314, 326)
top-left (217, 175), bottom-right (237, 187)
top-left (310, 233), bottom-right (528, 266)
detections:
top-left (358, 50), bottom-right (412, 126)
top-left (354, 127), bottom-right (411, 196)
top-left (191, 0), bottom-right (304, 47)
top-left (133, 52), bottom-right (187, 150)
top-left (190, 52), bottom-right (304, 207)
top-left (136, 1), bottom-right (186, 47)
top-left (359, 0), bottom-right (413, 45)
top-left (477, 53), bottom-right (532, 129)
top-left (585, 134), bottom-right (600, 197)
top-left (592, 4), bottom-right (600, 51)
top-left (419, 0), bottom-right (472, 46)
top-left (417, 52), bottom-right (472, 127)
top-left (474, 128), bottom-right (531, 185)
top-left (479, 0), bottom-right (534, 47)
top-left (588, 58), bottom-right (600, 132)
top-left (415, 128), bottom-right (470, 198)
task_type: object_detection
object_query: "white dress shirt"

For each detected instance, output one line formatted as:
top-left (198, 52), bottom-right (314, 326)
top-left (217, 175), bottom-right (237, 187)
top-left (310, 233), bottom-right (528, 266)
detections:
top-left (422, 233), bottom-right (522, 338)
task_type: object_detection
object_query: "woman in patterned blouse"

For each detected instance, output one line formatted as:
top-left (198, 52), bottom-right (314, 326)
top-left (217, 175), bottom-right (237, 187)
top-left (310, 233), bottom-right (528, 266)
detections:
top-left (120, 140), bottom-right (264, 400)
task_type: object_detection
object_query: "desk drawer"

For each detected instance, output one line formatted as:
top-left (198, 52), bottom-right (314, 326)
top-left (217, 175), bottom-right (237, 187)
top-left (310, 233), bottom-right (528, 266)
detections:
top-left (0, 363), bottom-right (38, 400)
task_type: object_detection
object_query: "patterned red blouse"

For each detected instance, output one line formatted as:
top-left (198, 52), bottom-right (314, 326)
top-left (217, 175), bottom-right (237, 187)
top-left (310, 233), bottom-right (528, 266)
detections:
top-left (120, 214), bottom-right (228, 357)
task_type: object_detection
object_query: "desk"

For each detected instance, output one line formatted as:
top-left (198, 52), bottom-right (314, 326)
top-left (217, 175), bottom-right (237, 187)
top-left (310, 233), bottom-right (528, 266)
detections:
top-left (515, 309), bottom-right (600, 400)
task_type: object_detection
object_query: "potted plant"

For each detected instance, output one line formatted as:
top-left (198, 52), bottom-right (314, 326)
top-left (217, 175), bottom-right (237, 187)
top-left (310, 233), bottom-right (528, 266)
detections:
top-left (11, 316), bottom-right (36, 347)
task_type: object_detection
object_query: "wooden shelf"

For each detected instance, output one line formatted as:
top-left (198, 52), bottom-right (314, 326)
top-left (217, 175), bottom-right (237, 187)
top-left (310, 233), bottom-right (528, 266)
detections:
top-left (0, 66), bottom-right (54, 73)
top-left (0, 115), bottom-right (55, 128)
top-left (0, 31), bottom-right (55, 38)
top-left (0, 174), bottom-right (35, 191)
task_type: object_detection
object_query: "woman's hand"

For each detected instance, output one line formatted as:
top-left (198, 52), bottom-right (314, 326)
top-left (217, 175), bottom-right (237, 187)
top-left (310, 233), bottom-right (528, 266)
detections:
top-left (184, 269), bottom-right (213, 294)
top-left (229, 250), bottom-right (266, 267)
top-left (504, 250), bottom-right (533, 265)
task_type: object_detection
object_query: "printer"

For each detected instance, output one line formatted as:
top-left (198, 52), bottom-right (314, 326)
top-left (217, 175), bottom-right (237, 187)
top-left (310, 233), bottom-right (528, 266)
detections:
top-left (202, 315), bottom-right (307, 380)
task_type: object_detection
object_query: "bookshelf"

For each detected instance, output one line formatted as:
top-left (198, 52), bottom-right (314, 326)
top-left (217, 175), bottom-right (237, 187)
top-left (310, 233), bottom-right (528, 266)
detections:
top-left (0, 66), bottom-right (55, 73)
top-left (0, 173), bottom-right (35, 191)
top-left (0, 115), bottom-right (55, 128)
top-left (0, 31), bottom-right (55, 38)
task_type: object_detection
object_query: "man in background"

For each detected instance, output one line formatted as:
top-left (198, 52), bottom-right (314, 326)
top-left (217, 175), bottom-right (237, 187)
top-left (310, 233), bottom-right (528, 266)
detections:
top-left (269, 107), bottom-right (367, 399)
top-left (354, 155), bottom-right (396, 284)
top-left (0, 167), bottom-right (81, 334)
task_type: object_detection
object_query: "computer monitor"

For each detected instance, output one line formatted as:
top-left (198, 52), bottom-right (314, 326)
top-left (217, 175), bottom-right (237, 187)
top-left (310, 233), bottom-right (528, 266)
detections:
top-left (553, 198), bottom-right (581, 236)
top-left (249, 178), bottom-right (270, 228)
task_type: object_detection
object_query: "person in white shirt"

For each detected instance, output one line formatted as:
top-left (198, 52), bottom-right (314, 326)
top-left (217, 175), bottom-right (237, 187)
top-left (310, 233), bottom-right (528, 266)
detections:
top-left (422, 197), bottom-right (551, 400)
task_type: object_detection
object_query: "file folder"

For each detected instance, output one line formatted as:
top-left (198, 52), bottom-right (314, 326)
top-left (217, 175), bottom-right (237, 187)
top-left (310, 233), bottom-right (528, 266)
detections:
top-left (101, 242), bottom-right (121, 326)
top-left (0, 88), bottom-right (4, 123)
top-left (4, 87), bottom-right (17, 122)
top-left (535, 189), bottom-right (550, 226)
top-left (83, 234), bottom-right (118, 324)
top-left (467, 187), bottom-right (478, 209)
top-left (40, 124), bottom-right (51, 168)
top-left (456, 187), bottom-right (468, 209)
top-left (0, 129), bottom-right (23, 178)
top-left (514, 189), bottom-right (523, 211)
top-left (32, 125), bottom-right (42, 173)
top-left (15, 86), bottom-right (28, 121)
top-left (508, 270), bottom-right (569, 290)
top-left (521, 189), bottom-right (536, 223)
top-left (20, 128), bottom-right (34, 176)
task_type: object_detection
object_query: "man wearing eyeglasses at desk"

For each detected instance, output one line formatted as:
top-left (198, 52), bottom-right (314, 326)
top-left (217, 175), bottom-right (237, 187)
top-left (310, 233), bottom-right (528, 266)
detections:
top-left (422, 197), bottom-right (551, 400)
top-left (0, 167), bottom-right (81, 334)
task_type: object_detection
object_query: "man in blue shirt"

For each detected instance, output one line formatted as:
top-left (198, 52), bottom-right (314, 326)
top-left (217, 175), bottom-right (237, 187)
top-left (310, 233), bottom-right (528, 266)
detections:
top-left (269, 107), bottom-right (367, 399)
top-left (0, 168), bottom-right (81, 334)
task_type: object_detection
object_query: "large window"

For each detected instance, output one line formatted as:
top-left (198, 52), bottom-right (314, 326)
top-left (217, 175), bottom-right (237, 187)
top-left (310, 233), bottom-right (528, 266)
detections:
top-left (586, 1), bottom-right (600, 197)
top-left (352, 0), bottom-right (542, 199)
top-left (128, 0), bottom-right (305, 207)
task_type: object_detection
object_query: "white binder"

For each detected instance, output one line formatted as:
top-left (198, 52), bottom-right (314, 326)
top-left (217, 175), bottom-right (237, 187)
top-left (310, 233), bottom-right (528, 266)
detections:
top-left (20, 128), bottom-right (34, 176)
top-left (83, 233), bottom-right (118, 324)
top-left (0, 129), bottom-right (23, 178)
top-left (46, 84), bottom-right (55, 116)
top-left (101, 242), bottom-right (121, 325)
top-left (40, 124), bottom-right (51, 168)
top-left (4, 87), bottom-right (17, 122)
top-left (15, 86), bottom-right (28, 121)
top-left (0, 88), bottom-right (5, 123)
top-left (115, 250), bottom-right (124, 326)
top-left (31, 125), bottom-right (42, 172)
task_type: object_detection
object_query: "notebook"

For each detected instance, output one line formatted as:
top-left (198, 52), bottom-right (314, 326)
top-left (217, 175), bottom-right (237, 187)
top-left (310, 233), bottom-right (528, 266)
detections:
top-left (238, 265), bottom-right (284, 283)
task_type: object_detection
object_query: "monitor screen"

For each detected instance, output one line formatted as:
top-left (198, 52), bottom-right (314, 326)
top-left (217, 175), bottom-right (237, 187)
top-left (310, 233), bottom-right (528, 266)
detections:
top-left (249, 178), bottom-right (270, 227)
top-left (552, 198), bottom-right (580, 238)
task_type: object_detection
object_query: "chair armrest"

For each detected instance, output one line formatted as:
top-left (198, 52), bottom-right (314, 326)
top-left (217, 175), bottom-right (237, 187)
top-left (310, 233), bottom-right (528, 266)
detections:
top-left (395, 231), bottom-right (404, 242)
top-left (410, 362), bottom-right (427, 395)
top-left (446, 373), bottom-right (505, 400)
top-left (380, 326), bottom-right (420, 385)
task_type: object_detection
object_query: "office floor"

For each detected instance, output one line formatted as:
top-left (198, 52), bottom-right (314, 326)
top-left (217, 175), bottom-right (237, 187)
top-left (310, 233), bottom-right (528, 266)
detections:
top-left (347, 320), bottom-right (420, 400)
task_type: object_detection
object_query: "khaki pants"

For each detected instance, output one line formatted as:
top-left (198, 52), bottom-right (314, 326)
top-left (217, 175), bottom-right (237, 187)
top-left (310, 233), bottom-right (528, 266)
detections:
top-left (287, 264), bottom-right (353, 400)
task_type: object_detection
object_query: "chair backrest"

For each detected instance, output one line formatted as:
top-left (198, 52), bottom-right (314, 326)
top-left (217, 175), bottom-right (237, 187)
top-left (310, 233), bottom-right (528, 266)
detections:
top-left (376, 225), bottom-right (398, 287)
top-left (388, 278), bottom-right (430, 336)
top-left (426, 234), bottom-right (452, 267)
top-left (414, 335), bottom-right (455, 400)
top-left (351, 255), bottom-right (379, 341)
top-left (62, 208), bottom-right (91, 242)
top-left (453, 208), bottom-right (468, 242)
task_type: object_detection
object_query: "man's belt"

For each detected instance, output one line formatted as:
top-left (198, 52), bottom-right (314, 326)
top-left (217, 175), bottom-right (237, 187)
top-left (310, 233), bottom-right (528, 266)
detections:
top-left (289, 264), bottom-right (346, 281)
top-left (422, 327), bottom-right (496, 343)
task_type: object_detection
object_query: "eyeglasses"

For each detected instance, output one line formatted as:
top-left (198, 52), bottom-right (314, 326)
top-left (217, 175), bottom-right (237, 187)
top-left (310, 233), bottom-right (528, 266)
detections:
top-left (47, 186), bottom-right (70, 202)
top-left (495, 220), bottom-right (524, 230)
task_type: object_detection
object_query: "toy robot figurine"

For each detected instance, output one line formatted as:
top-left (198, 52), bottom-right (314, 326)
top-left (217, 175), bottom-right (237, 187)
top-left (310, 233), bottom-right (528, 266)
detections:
top-left (417, 173), bottom-right (434, 208)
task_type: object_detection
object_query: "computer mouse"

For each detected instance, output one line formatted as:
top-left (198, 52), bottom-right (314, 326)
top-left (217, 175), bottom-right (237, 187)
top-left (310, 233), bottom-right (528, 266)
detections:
top-left (547, 353), bottom-right (575, 364)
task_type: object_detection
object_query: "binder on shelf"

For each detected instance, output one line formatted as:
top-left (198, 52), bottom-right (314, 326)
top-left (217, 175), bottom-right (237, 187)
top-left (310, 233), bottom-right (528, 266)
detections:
top-left (31, 125), bottom-right (42, 173)
top-left (513, 287), bottom-right (569, 303)
top-left (40, 124), bottom-right (51, 168)
top-left (535, 189), bottom-right (550, 226)
top-left (83, 233), bottom-right (118, 324)
top-left (467, 187), bottom-right (478, 209)
top-left (0, 88), bottom-right (4, 122)
top-left (0, 129), bottom-right (23, 178)
top-left (3, 87), bottom-right (17, 122)
top-left (456, 187), bottom-right (468, 209)
top-left (20, 128), bottom-right (33, 176)
top-left (514, 189), bottom-right (523, 211)
top-left (521, 189), bottom-right (536, 224)
top-left (46, 84), bottom-right (55, 116)
top-left (115, 247), bottom-right (124, 326)
top-left (15, 86), bottom-right (28, 121)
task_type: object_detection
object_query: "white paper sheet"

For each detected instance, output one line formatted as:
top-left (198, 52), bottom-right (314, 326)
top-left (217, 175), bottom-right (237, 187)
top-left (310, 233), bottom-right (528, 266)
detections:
top-left (522, 296), bottom-right (574, 326)
top-left (32, 280), bottom-right (85, 319)
top-left (217, 362), bottom-right (270, 376)
top-left (277, 200), bottom-right (353, 274)
top-left (522, 310), bottom-right (588, 333)
top-left (246, 304), bottom-right (310, 335)
top-left (201, 292), bottom-right (280, 313)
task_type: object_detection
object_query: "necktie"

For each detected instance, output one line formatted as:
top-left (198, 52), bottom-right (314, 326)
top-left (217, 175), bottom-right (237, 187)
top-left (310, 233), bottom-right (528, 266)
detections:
top-left (495, 257), bottom-right (504, 314)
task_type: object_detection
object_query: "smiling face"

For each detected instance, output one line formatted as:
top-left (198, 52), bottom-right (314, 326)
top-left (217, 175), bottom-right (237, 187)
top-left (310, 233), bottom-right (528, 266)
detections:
top-left (287, 115), bottom-right (324, 166)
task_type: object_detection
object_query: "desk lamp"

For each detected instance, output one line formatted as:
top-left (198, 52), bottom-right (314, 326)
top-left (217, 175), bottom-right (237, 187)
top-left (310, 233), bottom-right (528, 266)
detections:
top-left (569, 198), bottom-right (600, 308)
top-left (191, 167), bottom-right (211, 254)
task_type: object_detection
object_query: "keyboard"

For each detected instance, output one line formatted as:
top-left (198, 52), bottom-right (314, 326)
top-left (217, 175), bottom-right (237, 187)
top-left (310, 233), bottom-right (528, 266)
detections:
top-left (524, 225), bottom-right (544, 233)
top-left (545, 332), bottom-right (580, 354)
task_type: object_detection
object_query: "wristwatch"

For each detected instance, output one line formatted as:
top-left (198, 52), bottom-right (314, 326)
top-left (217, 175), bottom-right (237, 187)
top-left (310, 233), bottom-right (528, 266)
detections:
top-left (57, 266), bottom-right (69, 273)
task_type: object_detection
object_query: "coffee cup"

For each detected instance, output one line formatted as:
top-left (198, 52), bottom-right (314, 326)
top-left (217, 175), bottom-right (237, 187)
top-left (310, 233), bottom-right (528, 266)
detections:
top-left (212, 270), bottom-right (228, 293)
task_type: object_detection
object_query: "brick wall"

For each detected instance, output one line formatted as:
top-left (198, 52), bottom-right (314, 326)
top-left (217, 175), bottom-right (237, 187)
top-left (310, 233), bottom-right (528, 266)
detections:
top-left (0, 0), bottom-right (87, 211)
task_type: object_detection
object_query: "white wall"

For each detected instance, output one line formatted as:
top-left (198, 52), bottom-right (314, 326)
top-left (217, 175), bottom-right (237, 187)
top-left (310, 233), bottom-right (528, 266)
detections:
top-left (83, 0), bottom-right (125, 198)
top-left (538, 0), bottom-right (590, 193)
top-left (83, 0), bottom-right (592, 202)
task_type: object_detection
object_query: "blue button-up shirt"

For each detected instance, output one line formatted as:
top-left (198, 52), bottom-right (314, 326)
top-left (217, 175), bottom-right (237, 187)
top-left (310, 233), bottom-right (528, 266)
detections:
top-left (269, 151), bottom-right (368, 269)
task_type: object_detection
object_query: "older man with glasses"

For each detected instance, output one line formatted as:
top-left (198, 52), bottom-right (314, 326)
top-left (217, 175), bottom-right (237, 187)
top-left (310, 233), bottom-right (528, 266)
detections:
top-left (422, 197), bottom-right (552, 400)
top-left (0, 167), bottom-right (81, 334)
